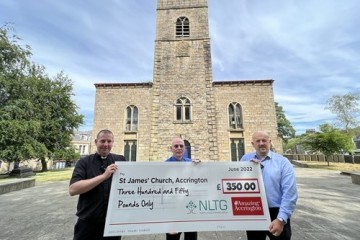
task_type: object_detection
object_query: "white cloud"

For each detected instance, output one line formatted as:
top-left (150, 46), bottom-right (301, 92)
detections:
top-left (1, 0), bottom-right (359, 135)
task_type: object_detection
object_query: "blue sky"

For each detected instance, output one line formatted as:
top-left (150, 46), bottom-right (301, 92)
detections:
top-left (1, 0), bottom-right (359, 135)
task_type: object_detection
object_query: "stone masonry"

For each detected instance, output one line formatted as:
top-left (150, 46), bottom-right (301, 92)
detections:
top-left (92, 0), bottom-right (281, 162)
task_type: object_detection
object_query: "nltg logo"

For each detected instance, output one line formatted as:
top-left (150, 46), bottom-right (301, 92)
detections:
top-left (186, 201), bottom-right (197, 214)
top-left (198, 200), bottom-right (228, 211)
top-left (186, 200), bottom-right (228, 214)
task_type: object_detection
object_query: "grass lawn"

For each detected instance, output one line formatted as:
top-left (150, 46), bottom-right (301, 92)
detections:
top-left (0, 167), bottom-right (74, 183)
top-left (33, 167), bottom-right (74, 182)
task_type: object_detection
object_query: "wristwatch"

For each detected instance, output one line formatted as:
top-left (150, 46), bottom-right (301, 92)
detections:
top-left (277, 217), bottom-right (286, 225)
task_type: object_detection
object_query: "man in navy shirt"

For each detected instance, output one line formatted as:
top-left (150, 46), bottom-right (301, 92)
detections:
top-left (165, 137), bottom-right (197, 240)
top-left (241, 131), bottom-right (297, 240)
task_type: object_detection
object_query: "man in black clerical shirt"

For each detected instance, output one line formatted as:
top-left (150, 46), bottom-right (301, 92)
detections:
top-left (69, 129), bottom-right (125, 240)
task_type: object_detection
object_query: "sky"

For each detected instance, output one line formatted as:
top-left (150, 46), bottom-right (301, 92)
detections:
top-left (1, 0), bottom-right (359, 135)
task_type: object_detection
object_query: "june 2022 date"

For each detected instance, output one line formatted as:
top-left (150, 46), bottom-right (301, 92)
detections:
top-left (228, 166), bottom-right (253, 172)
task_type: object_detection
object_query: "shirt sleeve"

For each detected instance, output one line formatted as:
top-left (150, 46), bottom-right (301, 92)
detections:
top-left (69, 158), bottom-right (87, 185)
top-left (278, 159), bottom-right (298, 221)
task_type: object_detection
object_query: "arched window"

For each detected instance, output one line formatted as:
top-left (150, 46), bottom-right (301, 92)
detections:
top-left (124, 140), bottom-right (137, 162)
top-left (175, 97), bottom-right (191, 122)
top-left (176, 16), bottom-right (190, 37)
top-left (184, 140), bottom-right (191, 159)
top-left (230, 138), bottom-right (245, 161)
top-left (125, 106), bottom-right (138, 131)
top-left (228, 103), bottom-right (243, 129)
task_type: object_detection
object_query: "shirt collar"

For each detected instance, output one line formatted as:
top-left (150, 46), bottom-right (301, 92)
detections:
top-left (254, 150), bottom-right (272, 161)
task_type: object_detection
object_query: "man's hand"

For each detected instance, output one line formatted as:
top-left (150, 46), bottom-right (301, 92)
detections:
top-left (269, 218), bottom-right (284, 237)
top-left (192, 159), bottom-right (201, 164)
top-left (103, 163), bottom-right (117, 179)
top-left (250, 159), bottom-right (261, 164)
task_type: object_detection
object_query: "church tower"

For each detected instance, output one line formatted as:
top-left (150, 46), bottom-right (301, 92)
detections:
top-left (92, 1), bottom-right (281, 162)
top-left (149, 0), bottom-right (218, 161)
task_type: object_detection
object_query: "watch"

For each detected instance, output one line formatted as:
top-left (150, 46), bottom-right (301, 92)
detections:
top-left (277, 217), bottom-right (286, 225)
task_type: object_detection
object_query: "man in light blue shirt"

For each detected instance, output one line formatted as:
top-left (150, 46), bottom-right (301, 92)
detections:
top-left (240, 131), bottom-right (297, 240)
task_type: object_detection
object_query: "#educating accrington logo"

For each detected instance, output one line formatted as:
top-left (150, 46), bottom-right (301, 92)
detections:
top-left (231, 197), bottom-right (264, 215)
top-left (186, 200), bottom-right (197, 214)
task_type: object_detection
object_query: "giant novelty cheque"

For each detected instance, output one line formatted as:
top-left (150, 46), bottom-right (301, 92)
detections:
top-left (104, 161), bottom-right (270, 236)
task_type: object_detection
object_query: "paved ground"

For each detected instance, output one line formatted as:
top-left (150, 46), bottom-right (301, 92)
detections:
top-left (0, 166), bottom-right (359, 240)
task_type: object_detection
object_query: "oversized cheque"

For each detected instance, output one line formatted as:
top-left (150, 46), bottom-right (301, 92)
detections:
top-left (104, 162), bottom-right (270, 236)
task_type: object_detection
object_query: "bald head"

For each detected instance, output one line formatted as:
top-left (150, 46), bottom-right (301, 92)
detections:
top-left (170, 137), bottom-right (185, 160)
top-left (252, 131), bottom-right (270, 141)
top-left (251, 131), bottom-right (271, 158)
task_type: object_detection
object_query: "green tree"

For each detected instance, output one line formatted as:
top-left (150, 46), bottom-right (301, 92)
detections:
top-left (283, 135), bottom-right (303, 154)
top-left (53, 146), bottom-right (80, 167)
top-left (30, 69), bottom-right (84, 171)
top-left (326, 92), bottom-right (360, 132)
top-left (0, 25), bottom-right (44, 164)
top-left (275, 102), bottom-right (295, 143)
top-left (302, 123), bottom-right (353, 166)
top-left (0, 25), bottom-right (83, 171)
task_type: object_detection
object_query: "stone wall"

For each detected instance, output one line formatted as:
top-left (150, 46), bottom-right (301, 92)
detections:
top-left (92, 83), bottom-right (153, 161)
top-left (91, 0), bottom-right (280, 162)
top-left (214, 80), bottom-right (282, 160)
top-left (284, 154), bottom-right (360, 164)
top-left (150, 1), bottom-right (217, 161)
top-left (0, 179), bottom-right (35, 195)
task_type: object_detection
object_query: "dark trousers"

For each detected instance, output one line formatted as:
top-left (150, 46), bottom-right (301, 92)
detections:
top-left (246, 208), bottom-right (292, 240)
top-left (166, 232), bottom-right (197, 240)
top-left (74, 218), bottom-right (121, 240)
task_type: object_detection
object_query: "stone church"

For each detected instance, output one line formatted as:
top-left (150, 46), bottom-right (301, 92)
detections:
top-left (92, 0), bottom-right (281, 162)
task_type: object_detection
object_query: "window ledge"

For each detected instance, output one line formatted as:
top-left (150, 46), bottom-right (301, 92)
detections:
top-left (228, 129), bottom-right (244, 132)
top-left (124, 130), bottom-right (138, 133)
top-left (173, 121), bottom-right (193, 124)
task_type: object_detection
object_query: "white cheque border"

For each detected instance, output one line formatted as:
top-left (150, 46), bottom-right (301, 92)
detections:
top-left (104, 161), bottom-right (270, 236)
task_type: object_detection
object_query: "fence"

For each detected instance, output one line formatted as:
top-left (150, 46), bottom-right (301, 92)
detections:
top-left (284, 154), bottom-right (360, 164)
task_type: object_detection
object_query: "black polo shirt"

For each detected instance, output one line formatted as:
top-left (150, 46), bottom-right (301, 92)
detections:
top-left (70, 153), bottom-right (126, 222)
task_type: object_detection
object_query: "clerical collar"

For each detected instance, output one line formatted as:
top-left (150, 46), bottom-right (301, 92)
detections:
top-left (96, 152), bottom-right (108, 159)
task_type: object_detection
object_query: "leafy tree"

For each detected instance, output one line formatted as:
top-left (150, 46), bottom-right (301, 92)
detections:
top-left (29, 69), bottom-right (84, 171)
top-left (53, 147), bottom-right (80, 161)
top-left (275, 102), bottom-right (295, 143)
top-left (0, 120), bottom-right (47, 162)
top-left (326, 92), bottom-right (360, 132)
top-left (0, 25), bottom-right (83, 171)
top-left (0, 25), bottom-right (43, 164)
top-left (302, 124), bottom-right (353, 165)
top-left (283, 135), bottom-right (303, 154)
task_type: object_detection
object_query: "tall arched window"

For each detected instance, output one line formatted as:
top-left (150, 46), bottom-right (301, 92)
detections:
top-left (228, 103), bottom-right (243, 129)
top-left (176, 16), bottom-right (190, 37)
top-left (124, 140), bottom-right (137, 162)
top-left (230, 138), bottom-right (245, 161)
top-left (184, 140), bottom-right (191, 159)
top-left (175, 97), bottom-right (191, 122)
top-left (125, 105), bottom-right (138, 131)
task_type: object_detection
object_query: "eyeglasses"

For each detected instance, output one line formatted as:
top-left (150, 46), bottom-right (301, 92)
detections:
top-left (173, 144), bottom-right (184, 149)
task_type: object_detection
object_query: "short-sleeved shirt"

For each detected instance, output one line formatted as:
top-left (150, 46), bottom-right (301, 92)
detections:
top-left (70, 153), bottom-right (125, 222)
